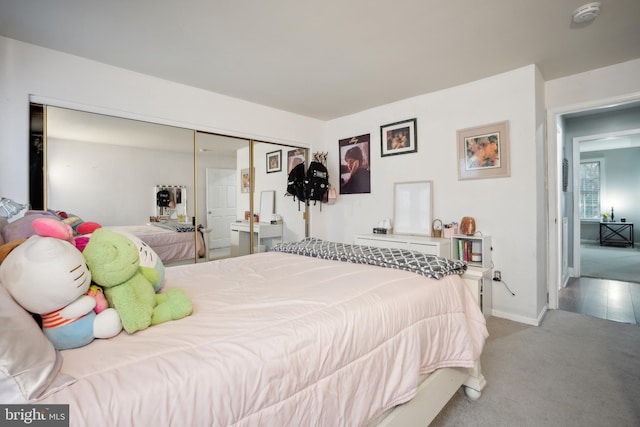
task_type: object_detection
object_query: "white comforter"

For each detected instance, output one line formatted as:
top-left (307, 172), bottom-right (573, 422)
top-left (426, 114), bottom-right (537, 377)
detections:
top-left (40, 252), bottom-right (488, 427)
top-left (106, 224), bottom-right (205, 264)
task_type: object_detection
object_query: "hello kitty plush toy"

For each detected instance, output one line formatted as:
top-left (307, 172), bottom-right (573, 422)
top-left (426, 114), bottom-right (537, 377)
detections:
top-left (0, 235), bottom-right (122, 350)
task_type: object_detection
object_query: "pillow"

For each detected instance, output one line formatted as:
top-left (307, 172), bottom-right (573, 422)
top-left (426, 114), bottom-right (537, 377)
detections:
top-left (0, 284), bottom-right (75, 402)
top-left (0, 198), bottom-right (28, 222)
top-left (0, 217), bottom-right (8, 245)
top-left (0, 213), bottom-right (57, 244)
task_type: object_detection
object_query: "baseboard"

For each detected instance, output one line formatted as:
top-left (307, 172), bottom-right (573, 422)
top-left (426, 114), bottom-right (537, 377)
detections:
top-left (490, 309), bottom-right (541, 326)
top-left (563, 267), bottom-right (573, 287)
top-left (580, 238), bottom-right (599, 244)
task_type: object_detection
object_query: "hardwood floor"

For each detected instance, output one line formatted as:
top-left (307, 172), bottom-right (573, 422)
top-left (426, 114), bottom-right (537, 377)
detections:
top-left (559, 276), bottom-right (640, 325)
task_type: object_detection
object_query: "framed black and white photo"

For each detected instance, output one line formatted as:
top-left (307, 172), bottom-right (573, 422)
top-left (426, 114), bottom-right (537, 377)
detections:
top-left (380, 118), bottom-right (417, 157)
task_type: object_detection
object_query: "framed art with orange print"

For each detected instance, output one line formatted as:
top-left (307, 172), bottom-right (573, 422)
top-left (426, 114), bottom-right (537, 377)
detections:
top-left (457, 121), bottom-right (510, 180)
top-left (380, 118), bottom-right (417, 157)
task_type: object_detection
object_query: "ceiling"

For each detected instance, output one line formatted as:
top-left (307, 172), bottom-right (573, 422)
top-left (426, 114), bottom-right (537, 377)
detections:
top-left (579, 132), bottom-right (640, 152)
top-left (2, 1), bottom-right (640, 121)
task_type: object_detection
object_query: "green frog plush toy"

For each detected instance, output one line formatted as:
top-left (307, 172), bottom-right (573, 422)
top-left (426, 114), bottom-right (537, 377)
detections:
top-left (83, 228), bottom-right (192, 334)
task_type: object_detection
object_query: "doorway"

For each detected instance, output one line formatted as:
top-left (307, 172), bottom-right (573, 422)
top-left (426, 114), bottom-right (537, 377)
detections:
top-left (548, 95), bottom-right (640, 310)
top-left (572, 128), bottom-right (640, 283)
top-left (206, 168), bottom-right (237, 259)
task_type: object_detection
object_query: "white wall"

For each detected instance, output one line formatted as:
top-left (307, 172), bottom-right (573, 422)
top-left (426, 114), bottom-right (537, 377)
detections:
top-left (0, 36), bottom-right (324, 204)
top-left (315, 65), bottom-right (544, 324)
top-left (47, 138), bottom-right (194, 225)
top-left (545, 59), bottom-right (640, 110)
top-left (581, 147), bottom-right (640, 238)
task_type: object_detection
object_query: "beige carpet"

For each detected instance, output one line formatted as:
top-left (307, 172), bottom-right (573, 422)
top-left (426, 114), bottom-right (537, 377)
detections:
top-left (430, 310), bottom-right (640, 426)
top-left (580, 242), bottom-right (640, 283)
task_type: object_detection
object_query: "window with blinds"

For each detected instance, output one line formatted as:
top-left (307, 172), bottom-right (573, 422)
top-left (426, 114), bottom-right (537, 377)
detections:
top-left (579, 160), bottom-right (601, 220)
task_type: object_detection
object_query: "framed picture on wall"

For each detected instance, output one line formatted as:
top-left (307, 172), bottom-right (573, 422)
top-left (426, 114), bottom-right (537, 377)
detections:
top-left (457, 120), bottom-right (510, 180)
top-left (339, 133), bottom-right (371, 194)
top-left (266, 150), bottom-right (282, 173)
top-left (380, 118), bottom-right (417, 157)
top-left (240, 168), bottom-right (251, 193)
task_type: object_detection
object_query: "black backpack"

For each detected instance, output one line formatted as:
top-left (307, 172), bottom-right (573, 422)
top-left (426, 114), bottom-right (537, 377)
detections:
top-left (286, 162), bottom-right (307, 209)
top-left (305, 161), bottom-right (329, 205)
top-left (156, 189), bottom-right (171, 207)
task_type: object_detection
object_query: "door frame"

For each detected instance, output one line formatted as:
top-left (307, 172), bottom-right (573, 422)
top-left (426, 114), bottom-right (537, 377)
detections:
top-left (546, 92), bottom-right (640, 309)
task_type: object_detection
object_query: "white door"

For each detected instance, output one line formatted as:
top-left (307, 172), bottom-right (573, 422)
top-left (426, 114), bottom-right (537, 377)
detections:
top-left (206, 168), bottom-right (237, 249)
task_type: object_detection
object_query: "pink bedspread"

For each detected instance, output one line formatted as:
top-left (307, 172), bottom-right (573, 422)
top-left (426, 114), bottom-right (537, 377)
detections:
top-left (106, 224), bottom-right (205, 264)
top-left (39, 252), bottom-right (488, 426)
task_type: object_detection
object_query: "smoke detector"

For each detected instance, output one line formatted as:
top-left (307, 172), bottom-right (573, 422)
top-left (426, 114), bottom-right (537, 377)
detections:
top-left (572, 2), bottom-right (601, 23)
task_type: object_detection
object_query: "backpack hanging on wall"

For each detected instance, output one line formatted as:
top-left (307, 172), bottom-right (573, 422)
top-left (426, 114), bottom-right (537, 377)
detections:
top-left (305, 160), bottom-right (329, 206)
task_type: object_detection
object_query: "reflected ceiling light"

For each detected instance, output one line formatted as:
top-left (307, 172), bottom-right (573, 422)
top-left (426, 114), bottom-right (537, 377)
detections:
top-left (572, 2), bottom-right (601, 23)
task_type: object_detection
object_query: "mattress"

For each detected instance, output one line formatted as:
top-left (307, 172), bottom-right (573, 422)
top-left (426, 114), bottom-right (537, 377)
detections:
top-left (38, 251), bottom-right (488, 426)
top-left (106, 224), bottom-right (205, 264)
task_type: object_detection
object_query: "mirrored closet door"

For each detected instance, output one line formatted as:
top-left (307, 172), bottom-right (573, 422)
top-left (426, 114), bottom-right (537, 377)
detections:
top-left (45, 106), bottom-right (196, 226)
top-left (195, 134), bottom-right (308, 262)
top-left (40, 105), bottom-right (198, 265)
top-left (33, 103), bottom-right (309, 265)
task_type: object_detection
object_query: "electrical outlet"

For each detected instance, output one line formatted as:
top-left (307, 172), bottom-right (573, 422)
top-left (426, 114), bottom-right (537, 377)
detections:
top-left (493, 270), bottom-right (501, 281)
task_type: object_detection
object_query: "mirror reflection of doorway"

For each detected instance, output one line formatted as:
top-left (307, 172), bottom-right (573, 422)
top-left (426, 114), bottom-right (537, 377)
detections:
top-left (206, 168), bottom-right (236, 259)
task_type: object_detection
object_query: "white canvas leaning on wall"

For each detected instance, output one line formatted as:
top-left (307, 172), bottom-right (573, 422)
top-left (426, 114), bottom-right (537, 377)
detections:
top-left (393, 181), bottom-right (433, 236)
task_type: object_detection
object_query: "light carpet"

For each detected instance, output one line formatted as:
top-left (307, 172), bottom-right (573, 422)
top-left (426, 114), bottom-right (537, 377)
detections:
top-left (580, 242), bottom-right (640, 283)
top-left (430, 310), bottom-right (640, 426)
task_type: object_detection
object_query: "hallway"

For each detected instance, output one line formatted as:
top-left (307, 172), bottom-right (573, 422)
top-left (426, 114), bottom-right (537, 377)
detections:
top-left (559, 276), bottom-right (640, 325)
top-left (559, 241), bottom-right (640, 325)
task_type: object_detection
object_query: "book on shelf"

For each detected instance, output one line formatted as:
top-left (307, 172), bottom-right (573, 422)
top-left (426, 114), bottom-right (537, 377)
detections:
top-left (457, 239), bottom-right (481, 262)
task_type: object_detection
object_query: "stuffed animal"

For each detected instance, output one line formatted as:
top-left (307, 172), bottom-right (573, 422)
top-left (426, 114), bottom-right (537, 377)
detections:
top-left (83, 228), bottom-right (192, 334)
top-left (32, 217), bottom-right (74, 243)
top-left (0, 235), bottom-right (122, 350)
top-left (87, 285), bottom-right (109, 314)
top-left (117, 231), bottom-right (166, 293)
top-left (0, 238), bottom-right (26, 263)
top-left (0, 216), bottom-right (71, 263)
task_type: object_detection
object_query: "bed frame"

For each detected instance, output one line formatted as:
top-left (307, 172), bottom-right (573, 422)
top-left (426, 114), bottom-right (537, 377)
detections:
top-left (377, 267), bottom-right (488, 426)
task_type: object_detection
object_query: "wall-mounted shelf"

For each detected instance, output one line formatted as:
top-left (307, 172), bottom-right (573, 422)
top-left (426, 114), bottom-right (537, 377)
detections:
top-left (451, 234), bottom-right (491, 269)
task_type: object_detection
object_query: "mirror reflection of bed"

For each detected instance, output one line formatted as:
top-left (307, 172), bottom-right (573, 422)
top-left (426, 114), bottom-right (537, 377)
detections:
top-left (39, 104), bottom-right (309, 264)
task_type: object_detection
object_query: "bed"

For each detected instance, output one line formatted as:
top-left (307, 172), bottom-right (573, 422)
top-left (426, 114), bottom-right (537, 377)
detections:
top-left (106, 223), bottom-right (206, 265)
top-left (0, 206), bottom-right (206, 265)
top-left (2, 240), bottom-right (488, 426)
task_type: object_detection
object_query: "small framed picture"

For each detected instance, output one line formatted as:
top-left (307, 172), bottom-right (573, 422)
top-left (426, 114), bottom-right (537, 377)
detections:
top-left (380, 118), bottom-right (417, 157)
top-left (457, 121), bottom-right (510, 180)
top-left (240, 168), bottom-right (251, 193)
top-left (266, 150), bottom-right (282, 173)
